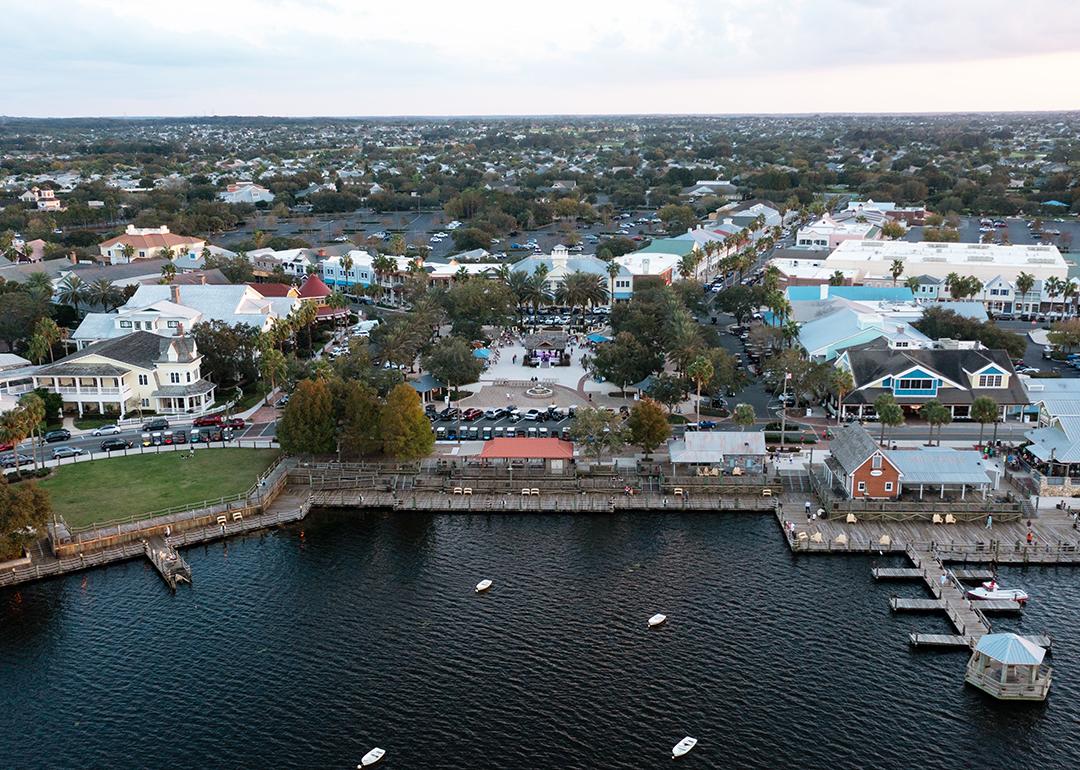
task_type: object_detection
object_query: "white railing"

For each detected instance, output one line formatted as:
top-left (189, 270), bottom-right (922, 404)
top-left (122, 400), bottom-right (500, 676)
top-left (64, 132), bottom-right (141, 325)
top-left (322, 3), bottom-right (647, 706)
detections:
top-left (53, 387), bottom-right (128, 397)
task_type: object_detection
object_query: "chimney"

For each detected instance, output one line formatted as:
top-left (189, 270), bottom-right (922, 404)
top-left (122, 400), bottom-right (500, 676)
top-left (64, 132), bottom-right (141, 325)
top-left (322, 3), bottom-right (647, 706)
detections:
top-left (171, 285), bottom-right (181, 304)
top-left (69, 251), bottom-right (77, 265)
top-left (177, 322), bottom-right (184, 336)
top-left (199, 274), bottom-right (206, 285)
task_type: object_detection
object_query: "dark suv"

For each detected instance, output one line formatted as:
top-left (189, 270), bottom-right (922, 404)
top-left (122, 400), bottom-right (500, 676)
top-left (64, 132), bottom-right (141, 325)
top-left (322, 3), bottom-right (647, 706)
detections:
top-left (44, 429), bottom-right (71, 443)
top-left (100, 438), bottom-right (133, 452)
top-left (142, 418), bottom-right (169, 431)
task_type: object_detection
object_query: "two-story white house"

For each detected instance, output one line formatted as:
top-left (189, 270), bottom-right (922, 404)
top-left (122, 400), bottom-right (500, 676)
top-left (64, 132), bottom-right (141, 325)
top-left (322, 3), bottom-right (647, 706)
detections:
top-left (32, 332), bottom-right (215, 418)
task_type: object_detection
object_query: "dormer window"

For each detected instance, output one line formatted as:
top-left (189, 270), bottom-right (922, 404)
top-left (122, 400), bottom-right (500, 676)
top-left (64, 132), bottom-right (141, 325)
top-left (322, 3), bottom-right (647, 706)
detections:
top-left (979, 374), bottom-right (1003, 388)
top-left (119, 320), bottom-right (132, 328)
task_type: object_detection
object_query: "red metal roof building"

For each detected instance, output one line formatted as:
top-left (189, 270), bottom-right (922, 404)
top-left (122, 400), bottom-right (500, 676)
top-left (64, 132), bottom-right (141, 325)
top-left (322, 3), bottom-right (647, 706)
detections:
top-left (479, 438), bottom-right (573, 460)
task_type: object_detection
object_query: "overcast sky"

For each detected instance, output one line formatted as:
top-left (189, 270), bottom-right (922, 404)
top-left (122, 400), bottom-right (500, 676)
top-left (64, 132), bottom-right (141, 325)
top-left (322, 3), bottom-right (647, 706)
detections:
top-left (5, 0), bottom-right (1080, 117)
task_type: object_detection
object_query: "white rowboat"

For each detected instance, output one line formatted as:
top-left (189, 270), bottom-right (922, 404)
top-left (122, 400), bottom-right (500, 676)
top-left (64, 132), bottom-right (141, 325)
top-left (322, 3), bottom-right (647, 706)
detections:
top-left (475, 579), bottom-right (493, 593)
top-left (672, 736), bottom-right (697, 758)
top-left (648, 613), bottom-right (667, 628)
top-left (358, 747), bottom-right (385, 767)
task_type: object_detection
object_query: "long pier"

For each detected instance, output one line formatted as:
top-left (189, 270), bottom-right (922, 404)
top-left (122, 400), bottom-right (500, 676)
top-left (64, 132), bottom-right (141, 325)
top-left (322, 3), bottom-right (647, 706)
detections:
top-left (777, 503), bottom-right (1073, 651)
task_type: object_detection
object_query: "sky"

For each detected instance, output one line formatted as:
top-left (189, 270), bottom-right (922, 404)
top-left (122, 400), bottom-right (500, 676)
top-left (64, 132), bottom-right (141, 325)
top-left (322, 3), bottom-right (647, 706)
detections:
top-left (4, 0), bottom-right (1080, 117)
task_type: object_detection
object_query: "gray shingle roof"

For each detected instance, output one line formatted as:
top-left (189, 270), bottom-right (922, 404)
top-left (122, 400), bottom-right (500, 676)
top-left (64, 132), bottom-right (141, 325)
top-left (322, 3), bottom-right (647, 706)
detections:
top-left (828, 423), bottom-right (882, 476)
top-left (52, 331), bottom-right (197, 370)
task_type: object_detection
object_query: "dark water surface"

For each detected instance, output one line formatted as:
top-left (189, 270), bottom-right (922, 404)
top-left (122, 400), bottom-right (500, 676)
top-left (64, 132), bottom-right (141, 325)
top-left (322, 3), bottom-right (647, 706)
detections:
top-left (2, 511), bottom-right (1079, 769)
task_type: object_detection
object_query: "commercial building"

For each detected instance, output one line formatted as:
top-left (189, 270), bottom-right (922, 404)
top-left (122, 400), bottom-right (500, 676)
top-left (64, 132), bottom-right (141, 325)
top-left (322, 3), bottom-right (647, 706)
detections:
top-left (796, 212), bottom-right (881, 249)
top-left (822, 240), bottom-right (1068, 286)
top-left (835, 340), bottom-right (1028, 421)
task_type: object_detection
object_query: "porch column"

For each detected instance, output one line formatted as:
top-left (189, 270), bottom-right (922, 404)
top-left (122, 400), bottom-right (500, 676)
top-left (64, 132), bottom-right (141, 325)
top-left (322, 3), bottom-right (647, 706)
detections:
top-left (919, 483), bottom-right (924, 500)
top-left (961, 484), bottom-right (966, 500)
top-left (940, 484), bottom-right (945, 499)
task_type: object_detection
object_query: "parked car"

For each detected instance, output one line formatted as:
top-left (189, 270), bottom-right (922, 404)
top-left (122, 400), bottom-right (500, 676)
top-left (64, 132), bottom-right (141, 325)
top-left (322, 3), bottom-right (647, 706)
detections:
top-left (224, 418), bottom-right (246, 429)
top-left (193, 414), bottom-right (223, 427)
top-left (51, 446), bottom-right (85, 459)
top-left (100, 438), bottom-right (132, 451)
top-left (90, 424), bottom-right (122, 436)
top-left (523, 409), bottom-right (542, 421)
top-left (44, 429), bottom-right (71, 443)
top-left (275, 395), bottom-right (290, 408)
top-left (484, 407), bottom-right (507, 420)
top-left (0, 453), bottom-right (33, 468)
top-left (438, 407), bottom-right (461, 421)
top-left (142, 418), bottom-right (169, 431)
top-left (462, 408), bottom-right (484, 422)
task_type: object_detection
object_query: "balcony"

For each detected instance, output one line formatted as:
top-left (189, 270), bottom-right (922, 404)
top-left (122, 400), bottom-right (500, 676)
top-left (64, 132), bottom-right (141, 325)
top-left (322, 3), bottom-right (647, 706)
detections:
top-left (53, 387), bottom-right (129, 398)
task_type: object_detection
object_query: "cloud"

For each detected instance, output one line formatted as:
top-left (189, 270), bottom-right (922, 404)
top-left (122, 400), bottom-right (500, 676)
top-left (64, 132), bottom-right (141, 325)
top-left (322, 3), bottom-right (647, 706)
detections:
top-left (3, 0), bottom-right (1079, 115)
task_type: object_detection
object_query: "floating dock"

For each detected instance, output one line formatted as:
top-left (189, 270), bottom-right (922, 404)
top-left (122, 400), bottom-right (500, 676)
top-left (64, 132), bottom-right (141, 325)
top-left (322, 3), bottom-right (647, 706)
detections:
top-left (144, 536), bottom-right (191, 590)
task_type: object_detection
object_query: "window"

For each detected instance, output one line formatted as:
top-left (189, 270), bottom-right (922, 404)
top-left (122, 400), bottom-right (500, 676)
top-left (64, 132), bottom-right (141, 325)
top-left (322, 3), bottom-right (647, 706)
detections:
top-left (896, 378), bottom-right (934, 391)
top-left (138, 374), bottom-right (148, 386)
top-left (167, 321), bottom-right (179, 329)
top-left (884, 482), bottom-right (894, 492)
top-left (138, 250), bottom-right (145, 258)
top-left (141, 398), bottom-right (150, 407)
top-left (119, 320), bottom-right (132, 328)
top-left (979, 374), bottom-right (1003, 388)
top-left (857, 481), bottom-right (867, 493)
top-left (872, 455), bottom-right (882, 469)
top-left (170, 372), bottom-right (181, 384)
top-left (186, 372), bottom-right (191, 383)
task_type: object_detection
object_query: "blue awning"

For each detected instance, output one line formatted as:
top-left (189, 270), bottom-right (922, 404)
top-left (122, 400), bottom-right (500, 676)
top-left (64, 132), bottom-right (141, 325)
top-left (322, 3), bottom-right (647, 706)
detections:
top-left (586, 333), bottom-right (611, 344)
top-left (473, 348), bottom-right (491, 359)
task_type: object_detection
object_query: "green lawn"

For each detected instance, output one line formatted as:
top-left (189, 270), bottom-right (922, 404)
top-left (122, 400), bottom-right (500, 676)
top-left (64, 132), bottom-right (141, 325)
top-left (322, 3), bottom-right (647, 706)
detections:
top-left (39, 448), bottom-right (280, 529)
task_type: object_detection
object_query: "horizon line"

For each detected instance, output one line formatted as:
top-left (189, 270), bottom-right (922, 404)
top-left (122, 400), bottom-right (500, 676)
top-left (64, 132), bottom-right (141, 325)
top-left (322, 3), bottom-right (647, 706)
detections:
top-left (3, 108), bottom-right (1080, 122)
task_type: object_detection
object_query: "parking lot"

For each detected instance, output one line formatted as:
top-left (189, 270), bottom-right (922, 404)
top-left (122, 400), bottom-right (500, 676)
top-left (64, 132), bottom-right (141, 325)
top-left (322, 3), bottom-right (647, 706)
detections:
top-left (217, 207), bottom-right (665, 262)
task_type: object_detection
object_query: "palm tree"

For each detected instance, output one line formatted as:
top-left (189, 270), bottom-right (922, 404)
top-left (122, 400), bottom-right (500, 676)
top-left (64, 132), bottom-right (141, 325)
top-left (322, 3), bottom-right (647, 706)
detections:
top-left (1063, 281), bottom-right (1078, 319)
top-left (1046, 276), bottom-right (1066, 315)
top-left (889, 259), bottom-right (904, 285)
top-left (1015, 271), bottom-right (1035, 315)
top-left (0, 407), bottom-right (30, 478)
top-left (677, 253), bottom-right (697, 281)
top-left (33, 317), bottom-right (61, 362)
top-left (606, 261), bottom-right (621, 304)
top-left (781, 320), bottom-right (800, 349)
top-left (18, 392), bottom-right (45, 472)
top-left (86, 278), bottom-right (116, 309)
top-left (829, 270), bottom-right (846, 287)
top-left (57, 274), bottom-right (86, 315)
top-left (556, 271), bottom-right (608, 326)
top-left (340, 253), bottom-right (354, 289)
top-left (294, 301), bottom-right (318, 349)
top-left (904, 276), bottom-right (921, 293)
top-left (120, 243), bottom-right (135, 263)
top-left (944, 272), bottom-right (961, 299)
top-left (23, 271), bottom-right (53, 301)
top-left (686, 355), bottom-right (714, 424)
top-left (328, 290), bottom-right (349, 326)
top-left (733, 403), bottom-right (755, 429)
top-left (970, 396), bottom-right (999, 447)
top-left (920, 399), bottom-right (951, 446)
top-left (831, 368), bottom-right (854, 425)
top-left (372, 254), bottom-right (397, 303)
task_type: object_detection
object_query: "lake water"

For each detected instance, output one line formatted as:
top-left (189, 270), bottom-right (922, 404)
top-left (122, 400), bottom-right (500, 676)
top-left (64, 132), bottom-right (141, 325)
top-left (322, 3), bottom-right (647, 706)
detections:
top-left (2, 511), bottom-right (1079, 769)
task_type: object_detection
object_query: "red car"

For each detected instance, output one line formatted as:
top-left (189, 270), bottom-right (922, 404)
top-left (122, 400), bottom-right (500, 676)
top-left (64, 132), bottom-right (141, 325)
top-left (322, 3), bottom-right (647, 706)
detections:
top-left (224, 418), bottom-right (246, 429)
top-left (462, 408), bottom-right (484, 422)
top-left (0, 441), bottom-right (12, 452)
top-left (192, 414), bottom-right (223, 427)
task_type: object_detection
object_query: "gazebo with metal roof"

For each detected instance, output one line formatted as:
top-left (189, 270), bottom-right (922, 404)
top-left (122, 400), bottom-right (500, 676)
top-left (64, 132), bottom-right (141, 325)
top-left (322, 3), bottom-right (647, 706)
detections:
top-left (965, 633), bottom-right (1051, 701)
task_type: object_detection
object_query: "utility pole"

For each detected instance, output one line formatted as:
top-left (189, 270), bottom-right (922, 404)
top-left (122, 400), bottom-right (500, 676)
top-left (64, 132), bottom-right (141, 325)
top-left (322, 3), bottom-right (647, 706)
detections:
top-left (779, 371), bottom-right (790, 454)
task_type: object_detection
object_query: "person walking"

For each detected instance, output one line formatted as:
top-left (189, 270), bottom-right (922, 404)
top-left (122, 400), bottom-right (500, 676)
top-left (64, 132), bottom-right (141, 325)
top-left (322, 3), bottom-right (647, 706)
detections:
top-left (985, 513), bottom-right (993, 529)
top-left (939, 573), bottom-right (948, 589)
top-left (805, 501), bottom-right (812, 520)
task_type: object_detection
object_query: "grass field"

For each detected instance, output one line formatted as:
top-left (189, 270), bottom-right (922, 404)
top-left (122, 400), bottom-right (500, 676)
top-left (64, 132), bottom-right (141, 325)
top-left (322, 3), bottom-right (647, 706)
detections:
top-left (39, 448), bottom-right (280, 529)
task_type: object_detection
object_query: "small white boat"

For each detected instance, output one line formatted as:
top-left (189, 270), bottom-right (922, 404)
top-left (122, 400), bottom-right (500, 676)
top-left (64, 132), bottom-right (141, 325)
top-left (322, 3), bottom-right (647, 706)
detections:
top-left (966, 581), bottom-right (1028, 604)
top-left (648, 613), bottom-right (667, 628)
top-left (672, 736), bottom-right (697, 758)
top-left (358, 747), bottom-right (385, 767)
top-left (475, 579), bottom-right (493, 593)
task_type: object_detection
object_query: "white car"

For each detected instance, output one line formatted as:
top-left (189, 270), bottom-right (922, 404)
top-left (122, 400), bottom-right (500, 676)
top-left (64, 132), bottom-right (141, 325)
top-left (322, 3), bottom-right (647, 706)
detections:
top-left (91, 424), bottom-right (122, 436)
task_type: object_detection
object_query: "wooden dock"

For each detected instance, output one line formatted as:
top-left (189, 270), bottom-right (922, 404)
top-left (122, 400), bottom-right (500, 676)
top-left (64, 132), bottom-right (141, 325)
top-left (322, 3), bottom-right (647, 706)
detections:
top-left (890, 597), bottom-right (1023, 613)
top-left (144, 536), bottom-right (191, 590)
top-left (873, 566), bottom-right (994, 581)
top-left (910, 633), bottom-right (1052, 649)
